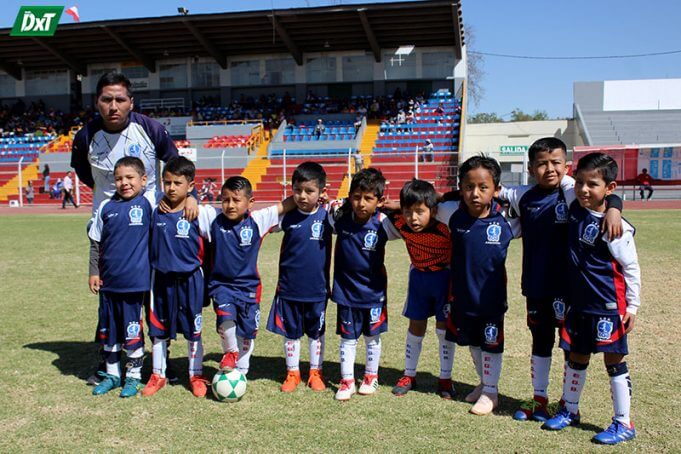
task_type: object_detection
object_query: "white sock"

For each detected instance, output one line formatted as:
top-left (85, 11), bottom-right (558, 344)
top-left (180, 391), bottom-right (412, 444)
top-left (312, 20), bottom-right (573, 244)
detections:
top-left (219, 320), bottom-right (238, 353)
top-left (482, 351), bottom-right (502, 395)
top-left (404, 331), bottom-right (423, 377)
top-left (531, 355), bottom-right (552, 399)
top-left (284, 338), bottom-right (301, 371)
top-left (339, 338), bottom-right (357, 380)
top-left (104, 344), bottom-right (121, 378)
top-left (126, 347), bottom-right (144, 380)
top-left (562, 362), bottom-right (588, 415)
top-left (151, 338), bottom-right (167, 377)
top-left (309, 335), bottom-right (324, 370)
top-left (610, 364), bottom-right (632, 426)
top-left (236, 336), bottom-right (254, 375)
top-left (436, 328), bottom-right (455, 379)
top-left (470, 346), bottom-right (483, 381)
top-left (364, 334), bottom-right (381, 376)
top-left (188, 340), bottom-right (203, 377)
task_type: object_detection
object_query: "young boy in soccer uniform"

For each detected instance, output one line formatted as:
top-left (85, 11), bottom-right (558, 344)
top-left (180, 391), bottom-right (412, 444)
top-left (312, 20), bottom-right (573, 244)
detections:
top-left (88, 156), bottom-right (157, 398)
top-left (386, 179), bottom-right (458, 399)
top-left (330, 168), bottom-right (401, 401)
top-left (209, 176), bottom-right (295, 376)
top-left (497, 137), bottom-right (623, 421)
top-left (142, 157), bottom-right (216, 398)
top-left (542, 153), bottom-right (640, 445)
top-left (445, 156), bottom-right (519, 415)
top-left (266, 162), bottom-right (332, 392)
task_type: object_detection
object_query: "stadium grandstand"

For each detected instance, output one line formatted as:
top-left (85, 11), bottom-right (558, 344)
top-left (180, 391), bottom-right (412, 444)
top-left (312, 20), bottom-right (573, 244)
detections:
top-left (0, 0), bottom-right (466, 206)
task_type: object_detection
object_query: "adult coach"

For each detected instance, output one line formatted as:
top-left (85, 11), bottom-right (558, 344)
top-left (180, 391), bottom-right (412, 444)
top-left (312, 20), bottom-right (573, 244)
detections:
top-left (71, 72), bottom-right (197, 385)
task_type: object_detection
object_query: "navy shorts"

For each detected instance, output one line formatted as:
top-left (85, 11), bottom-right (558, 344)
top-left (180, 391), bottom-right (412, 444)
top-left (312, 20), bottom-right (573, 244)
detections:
top-left (336, 302), bottom-right (388, 340)
top-left (403, 268), bottom-right (450, 321)
top-left (211, 286), bottom-right (260, 340)
top-left (96, 291), bottom-right (146, 350)
top-left (266, 295), bottom-right (327, 339)
top-left (148, 269), bottom-right (204, 341)
top-left (445, 311), bottom-right (505, 353)
top-left (559, 310), bottom-right (628, 355)
top-left (526, 296), bottom-right (566, 330)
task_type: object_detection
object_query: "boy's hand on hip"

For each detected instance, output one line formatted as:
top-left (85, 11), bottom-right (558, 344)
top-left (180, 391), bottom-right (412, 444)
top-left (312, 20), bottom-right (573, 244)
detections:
top-left (622, 312), bottom-right (636, 334)
top-left (89, 276), bottom-right (102, 295)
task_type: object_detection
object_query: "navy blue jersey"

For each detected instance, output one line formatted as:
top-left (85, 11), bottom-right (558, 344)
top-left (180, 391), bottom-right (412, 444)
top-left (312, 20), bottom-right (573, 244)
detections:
top-left (276, 207), bottom-right (332, 302)
top-left (448, 202), bottom-right (515, 317)
top-left (150, 206), bottom-right (214, 274)
top-left (567, 201), bottom-right (640, 316)
top-left (330, 210), bottom-right (400, 308)
top-left (208, 206), bottom-right (279, 303)
top-left (89, 192), bottom-right (156, 293)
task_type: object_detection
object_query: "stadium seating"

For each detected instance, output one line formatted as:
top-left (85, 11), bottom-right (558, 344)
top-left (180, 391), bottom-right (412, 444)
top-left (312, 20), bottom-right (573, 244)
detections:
top-left (282, 121), bottom-right (357, 142)
top-left (203, 135), bottom-right (250, 149)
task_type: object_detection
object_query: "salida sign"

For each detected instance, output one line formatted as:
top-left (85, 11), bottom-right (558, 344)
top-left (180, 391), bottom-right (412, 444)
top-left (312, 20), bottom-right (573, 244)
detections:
top-left (10, 6), bottom-right (63, 36)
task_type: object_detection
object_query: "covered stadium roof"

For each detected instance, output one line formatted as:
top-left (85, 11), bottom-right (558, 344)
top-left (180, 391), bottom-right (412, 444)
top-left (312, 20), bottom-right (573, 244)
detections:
top-left (0, 0), bottom-right (464, 80)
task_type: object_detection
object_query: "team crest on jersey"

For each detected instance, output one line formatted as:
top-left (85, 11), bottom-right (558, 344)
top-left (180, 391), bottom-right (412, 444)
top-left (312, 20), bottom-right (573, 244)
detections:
top-left (596, 318), bottom-right (614, 341)
top-left (554, 202), bottom-right (568, 223)
top-left (194, 314), bottom-right (203, 333)
top-left (484, 324), bottom-right (499, 344)
top-left (580, 222), bottom-right (600, 245)
top-left (485, 222), bottom-right (502, 244)
top-left (176, 218), bottom-right (191, 238)
top-left (369, 307), bottom-right (382, 324)
top-left (128, 205), bottom-right (144, 226)
top-left (552, 298), bottom-right (566, 321)
top-left (126, 321), bottom-right (141, 340)
top-left (127, 143), bottom-right (141, 157)
top-left (239, 226), bottom-right (253, 246)
top-left (310, 220), bottom-right (324, 240)
top-left (363, 230), bottom-right (378, 251)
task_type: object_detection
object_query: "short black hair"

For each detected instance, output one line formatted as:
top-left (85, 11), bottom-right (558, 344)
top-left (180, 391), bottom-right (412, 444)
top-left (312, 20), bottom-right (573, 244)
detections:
top-left (163, 156), bottom-right (195, 182)
top-left (528, 137), bottom-right (567, 162)
top-left (349, 167), bottom-right (385, 198)
top-left (292, 161), bottom-right (326, 190)
top-left (576, 152), bottom-right (618, 184)
top-left (96, 72), bottom-right (133, 98)
top-left (400, 178), bottom-right (438, 209)
top-left (222, 176), bottom-right (253, 197)
top-left (458, 155), bottom-right (502, 187)
top-left (114, 156), bottom-right (145, 176)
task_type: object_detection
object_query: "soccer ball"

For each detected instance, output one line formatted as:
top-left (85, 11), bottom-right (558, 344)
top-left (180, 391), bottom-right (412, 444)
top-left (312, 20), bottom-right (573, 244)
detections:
top-left (212, 369), bottom-right (247, 402)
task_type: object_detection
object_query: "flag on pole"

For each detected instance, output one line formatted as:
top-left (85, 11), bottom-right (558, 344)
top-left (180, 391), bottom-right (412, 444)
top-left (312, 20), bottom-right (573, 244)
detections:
top-left (65, 6), bottom-right (80, 22)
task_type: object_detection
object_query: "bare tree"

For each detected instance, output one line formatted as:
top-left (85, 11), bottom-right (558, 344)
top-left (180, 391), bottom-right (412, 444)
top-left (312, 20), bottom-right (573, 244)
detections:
top-left (465, 25), bottom-right (485, 108)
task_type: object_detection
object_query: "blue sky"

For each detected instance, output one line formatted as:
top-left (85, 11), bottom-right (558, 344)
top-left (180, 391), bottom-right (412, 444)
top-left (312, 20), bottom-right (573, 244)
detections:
top-left (3, 0), bottom-right (681, 118)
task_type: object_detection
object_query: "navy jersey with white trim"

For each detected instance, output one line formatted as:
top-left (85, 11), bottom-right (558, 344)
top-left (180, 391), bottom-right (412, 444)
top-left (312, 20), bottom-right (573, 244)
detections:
top-left (567, 201), bottom-right (641, 316)
top-left (71, 112), bottom-right (178, 213)
top-left (275, 207), bottom-right (332, 302)
top-left (88, 192), bottom-right (158, 293)
top-left (208, 206), bottom-right (279, 303)
top-left (329, 209), bottom-right (400, 308)
top-left (150, 205), bottom-right (214, 274)
top-left (448, 202), bottom-right (515, 317)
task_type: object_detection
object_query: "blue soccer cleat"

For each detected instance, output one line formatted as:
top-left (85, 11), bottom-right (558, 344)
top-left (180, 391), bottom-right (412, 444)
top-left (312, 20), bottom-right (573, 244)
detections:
top-left (92, 372), bottom-right (121, 396)
top-left (592, 420), bottom-right (636, 445)
top-left (119, 377), bottom-right (141, 398)
top-left (541, 407), bottom-right (580, 431)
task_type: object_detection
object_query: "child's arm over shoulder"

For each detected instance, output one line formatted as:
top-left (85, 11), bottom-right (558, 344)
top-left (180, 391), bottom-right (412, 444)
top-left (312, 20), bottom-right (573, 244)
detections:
top-left (378, 212), bottom-right (402, 240)
top-left (498, 184), bottom-right (534, 215)
top-left (197, 204), bottom-right (218, 240)
top-left (251, 203), bottom-right (284, 236)
top-left (603, 222), bottom-right (641, 316)
top-left (435, 200), bottom-right (459, 225)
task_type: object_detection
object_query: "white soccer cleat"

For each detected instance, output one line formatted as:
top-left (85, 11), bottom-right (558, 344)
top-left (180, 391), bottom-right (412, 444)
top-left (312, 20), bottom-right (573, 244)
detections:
top-left (465, 383), bottom-right (483, 403)
top-left (358, 374), bottom-right (379, 395)
top-left (470, 392), bottom-right (498, 416)
top-left (335, 378), bottom-right (356, 401)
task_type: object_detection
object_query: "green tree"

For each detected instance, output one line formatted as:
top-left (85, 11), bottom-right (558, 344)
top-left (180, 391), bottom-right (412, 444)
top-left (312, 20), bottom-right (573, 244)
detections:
top-left (468, 112), bottom-right (503, 123)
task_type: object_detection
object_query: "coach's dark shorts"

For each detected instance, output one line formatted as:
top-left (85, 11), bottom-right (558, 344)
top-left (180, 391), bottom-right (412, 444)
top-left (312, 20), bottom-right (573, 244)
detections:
top-left (446, 311), bottom-right (505, 353)
top-left (266, 295), bottom-right (327, 340)
top-left (96, 291), bottom-right (146, 350)
top-left (148, 268), bottom-right (204, 341)
top-left (336, 302), bottom-right (388, 340)
top-left (559, 310), bottom-right (628, 355)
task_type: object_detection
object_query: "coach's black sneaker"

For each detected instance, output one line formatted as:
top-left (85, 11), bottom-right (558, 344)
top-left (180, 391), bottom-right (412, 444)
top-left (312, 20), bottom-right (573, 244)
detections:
top-left (392, 375), bottom-right (416, 396)
top-left (86, 361), bottom-right (107, 386)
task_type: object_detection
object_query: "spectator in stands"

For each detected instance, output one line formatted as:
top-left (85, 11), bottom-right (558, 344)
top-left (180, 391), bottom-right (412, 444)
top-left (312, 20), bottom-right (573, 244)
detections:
top-left (61, 171), bottom-right (78, 209)
top-left (637, 168), bottom-right (654, 201)
top-left (353, 149), bottom-right (364, 175)
top-left (199, 178), bottom-right (216, 202)
top-left (421, 139), bottom-right (434, 163)
top-left (51, 178), bottom-right (62, 199)
top-left (25, 181), bottom-right (34, 205)
top-left (354, 115), bottom-right (363, 134)
top-left (314, 118), bottom-right (326, 140)
top-left (435, 102), bottom-right (445, 115)
top-left (42, 164), bottom-right (50, 194)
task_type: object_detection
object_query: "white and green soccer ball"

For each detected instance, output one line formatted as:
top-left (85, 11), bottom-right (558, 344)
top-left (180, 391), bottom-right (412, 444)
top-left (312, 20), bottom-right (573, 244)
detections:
top-left (212, 369), bottom-right (247, 402)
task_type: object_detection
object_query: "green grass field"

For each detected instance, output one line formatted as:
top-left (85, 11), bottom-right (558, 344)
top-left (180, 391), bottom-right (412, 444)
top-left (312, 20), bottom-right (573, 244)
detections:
top-left (1, 210), bottom-right (680, 452)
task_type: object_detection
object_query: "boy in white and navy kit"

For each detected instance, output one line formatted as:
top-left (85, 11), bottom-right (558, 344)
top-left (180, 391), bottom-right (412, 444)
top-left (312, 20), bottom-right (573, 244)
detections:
top-left (266, 162), bottom-right (332, 393)
top-left (444, 156), bottom-right (519, 415)
top-left (209, 176), bottom-right (295, 376)
top-left (542, 153), bottom-right (640, 445)
top-left (87, 156), bottom-right (158, 398)
top-left (142, 157), bottom-right (215, 398)
top-left (330, 168), bottom-right (401, 401)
